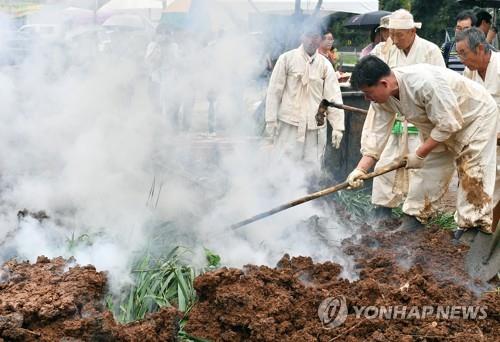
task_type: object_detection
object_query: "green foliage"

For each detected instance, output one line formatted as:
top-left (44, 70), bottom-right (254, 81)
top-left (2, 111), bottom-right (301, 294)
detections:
top-left (391, 206), bottom-right (404, 218)
top-left (411, 0), bottom-right (469, 44)
top-left (65, 232), bottom-right (92, 253)
top-left (426, 211), bottom-right (457, 230)
top-left (112, 246), bottom-right (199, 323)
top-left (380, 0), bottom-right (411, 11)
top-left (333, 188), bottom-right (375, 220)
top-left (340, 52), bottom-right (359, 65)
top-left (204, 248), bottom-right (221, 268)
top-left (391, 206), bottom-right (456, 229)
top-left (105, 245), bottom-right (223, 341)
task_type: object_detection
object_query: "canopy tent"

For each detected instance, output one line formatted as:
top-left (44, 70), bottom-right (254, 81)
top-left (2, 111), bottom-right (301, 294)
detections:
top-left (236, 0), bottom-right (379, 14)
top-left (97, 0), bottom-right (163, 21)
top-left (65, 0), bottom-right (110, 10)
top-left (99, 0), bottom-right (163, 11)
top-left (161, 0), bottom-right (378, 32)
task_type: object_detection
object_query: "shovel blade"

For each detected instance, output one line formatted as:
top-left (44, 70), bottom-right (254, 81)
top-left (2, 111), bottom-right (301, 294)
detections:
top-left (465, 229), bottom-right (500, 282)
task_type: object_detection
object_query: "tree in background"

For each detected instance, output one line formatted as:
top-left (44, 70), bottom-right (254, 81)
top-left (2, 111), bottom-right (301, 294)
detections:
top-left (333, 0), bottom-right (471, 47)
top-left (410, 0), bottom-right (468, 44)
top-left (380, 0), bottom-right (411, 11)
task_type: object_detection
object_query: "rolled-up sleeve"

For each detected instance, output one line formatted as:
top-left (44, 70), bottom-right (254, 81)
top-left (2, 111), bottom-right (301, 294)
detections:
top-left (324, 63), bottom-right (345, 131)
top-left (360, 103), bottom-right (396, 160)
top-left (265, 55), bottom-right (287, 123)
top-left (420, 76), bottom-right (463, 142)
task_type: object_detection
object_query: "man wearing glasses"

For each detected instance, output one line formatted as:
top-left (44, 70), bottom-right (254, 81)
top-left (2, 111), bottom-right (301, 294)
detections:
top-left (456, 27), bottom-right (500, 234)
top-left (442, 10), bottom-right (477, 74)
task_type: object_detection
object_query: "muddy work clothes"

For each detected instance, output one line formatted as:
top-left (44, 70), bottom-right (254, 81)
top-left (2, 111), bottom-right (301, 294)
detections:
top-left (368, 35), bottom-right (446, 207)
top-left (362, 64), bottom-right (498, 231)
top-left (463, 52), bottom-right (500, 207)
top-left (265, 45), bottom-right (344, 167)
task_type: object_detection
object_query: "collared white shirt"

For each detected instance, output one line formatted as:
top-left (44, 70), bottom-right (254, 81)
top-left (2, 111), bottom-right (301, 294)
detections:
top-left (463, 51), bottom-right (500, 109)
top-left (372, 35), bottom-right (445, 68)
top-left (361, 64), bottom-right (497, 159)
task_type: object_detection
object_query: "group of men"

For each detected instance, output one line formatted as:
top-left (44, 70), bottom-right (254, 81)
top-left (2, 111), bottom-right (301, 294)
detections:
top-left (265, 8), bottom-right (500, 240)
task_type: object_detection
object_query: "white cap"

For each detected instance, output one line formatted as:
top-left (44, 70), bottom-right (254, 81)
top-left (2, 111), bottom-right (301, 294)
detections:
top-left (388, 9), bottom-right (422, 30)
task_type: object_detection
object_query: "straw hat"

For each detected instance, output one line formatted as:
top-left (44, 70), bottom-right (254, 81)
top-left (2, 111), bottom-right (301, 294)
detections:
top-left (388, 9), bottom-right (422, 30)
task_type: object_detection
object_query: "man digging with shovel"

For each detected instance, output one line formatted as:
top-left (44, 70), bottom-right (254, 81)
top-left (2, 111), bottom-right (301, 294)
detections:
top-left (347, 56), bottom-right (498, 242)
top-left (456, 27), bottom-right (500, 280)
top-left (368, 9), bottom-right (447, 221)
top-left (457, 27), bottom-right (500, 232)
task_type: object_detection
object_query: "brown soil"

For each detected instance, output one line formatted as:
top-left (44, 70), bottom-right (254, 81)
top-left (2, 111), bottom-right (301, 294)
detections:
top-left (185, 222), bottom-right (500, 341)
top-left (0, 256), bottom-right (181, 341)
top-left (1, 218), bottom-right (498, 341)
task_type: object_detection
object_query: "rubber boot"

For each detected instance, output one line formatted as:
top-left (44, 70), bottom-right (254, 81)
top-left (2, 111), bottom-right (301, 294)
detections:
top-left (453, 227), bottom-right (478, 246)
top-left (397, 214), bottom-right (424, 232)
top-left (373, 206), bottom-right (393, 220)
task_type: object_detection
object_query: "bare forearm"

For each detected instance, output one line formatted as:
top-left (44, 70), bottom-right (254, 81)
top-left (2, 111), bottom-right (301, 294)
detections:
top-left (416, 137), bottom-right (440, 158)
top-left (357, 155), bottom-right (377, 172)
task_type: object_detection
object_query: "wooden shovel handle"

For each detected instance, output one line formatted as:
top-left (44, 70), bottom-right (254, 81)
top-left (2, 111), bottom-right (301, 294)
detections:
top-left (230, 160), bottom-right (406, 230)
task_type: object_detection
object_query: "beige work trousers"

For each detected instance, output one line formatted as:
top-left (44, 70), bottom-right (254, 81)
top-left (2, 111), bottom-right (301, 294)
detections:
top-left (493, 147), bottom-right (500, 206)
top-left (371, 132), bottom-right (420, 208)
top-left (274, 121), bottom-right (327, 172)
top-left (404, 111), bottom-right (497, 232)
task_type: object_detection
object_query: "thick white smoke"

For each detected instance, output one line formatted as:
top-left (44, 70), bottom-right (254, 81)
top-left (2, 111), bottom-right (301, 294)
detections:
top-left (0, 3), bottom-right (355, 293)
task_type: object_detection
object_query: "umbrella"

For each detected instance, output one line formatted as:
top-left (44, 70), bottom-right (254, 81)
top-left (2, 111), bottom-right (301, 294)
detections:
top-left (344, 10), bottom-right (392, 29)
top-left (99, 0), bottom-right (162, 11)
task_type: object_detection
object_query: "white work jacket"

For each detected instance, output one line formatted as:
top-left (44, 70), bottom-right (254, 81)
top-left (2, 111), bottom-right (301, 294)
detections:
top-left (463, 51), bottom-right (500, 109)
top-left (265, 45), bottom-right (344, 142)
top-left (371, 35), bottom-right (445, 67)
top-left (361, 64), bottom-right (498, 159)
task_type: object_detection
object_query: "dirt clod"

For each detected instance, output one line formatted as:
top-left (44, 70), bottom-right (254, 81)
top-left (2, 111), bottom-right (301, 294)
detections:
top-left (185, 224), bottom-right (500, 341)
top-left (0, 257), bottom-right (181, 341)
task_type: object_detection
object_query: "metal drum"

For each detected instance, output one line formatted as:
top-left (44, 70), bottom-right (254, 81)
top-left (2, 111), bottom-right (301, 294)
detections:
top-left (325, 90), bottom-right (370, 183)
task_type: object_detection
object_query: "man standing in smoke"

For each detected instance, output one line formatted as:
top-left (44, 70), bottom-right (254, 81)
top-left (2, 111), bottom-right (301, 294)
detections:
top-left (264, 23), bottom-right (344, 171)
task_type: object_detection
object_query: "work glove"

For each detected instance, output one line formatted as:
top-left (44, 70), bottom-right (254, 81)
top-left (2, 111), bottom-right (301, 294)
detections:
top-left (331, 129), bottom-right (343, 149)
top-left (404, 152), bottom-right (425, 169)
top-left (265, 121), bottom-right (278, 138)
top-left (346, 168), bottom-right (367, 189)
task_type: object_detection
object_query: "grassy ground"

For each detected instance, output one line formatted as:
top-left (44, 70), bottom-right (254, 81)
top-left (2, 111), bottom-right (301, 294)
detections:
top-left (340, 51), bottom-right (359, 66)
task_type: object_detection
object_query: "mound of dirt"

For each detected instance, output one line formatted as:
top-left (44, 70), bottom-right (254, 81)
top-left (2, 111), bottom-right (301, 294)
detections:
top-left (0, 256), bottom-right (180, 341)
top-left (185, 225), bottom-right (499, 341)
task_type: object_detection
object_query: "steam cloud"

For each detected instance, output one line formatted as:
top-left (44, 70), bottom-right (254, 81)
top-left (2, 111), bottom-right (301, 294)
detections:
top-left (0, 3), bottom-right (355, 293)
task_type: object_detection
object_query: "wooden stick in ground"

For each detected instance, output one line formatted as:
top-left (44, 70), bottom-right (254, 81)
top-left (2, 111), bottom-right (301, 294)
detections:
top-left (229, 160), bottom-right (406, 230)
